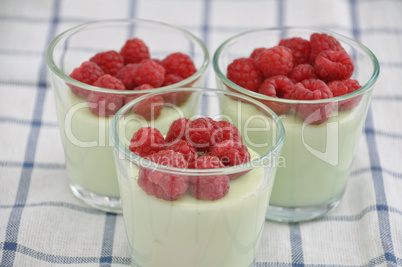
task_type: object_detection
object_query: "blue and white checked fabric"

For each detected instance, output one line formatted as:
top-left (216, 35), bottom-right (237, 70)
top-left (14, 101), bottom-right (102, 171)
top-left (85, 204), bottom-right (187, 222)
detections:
top-left (1, 0), bottom-right (401, 266)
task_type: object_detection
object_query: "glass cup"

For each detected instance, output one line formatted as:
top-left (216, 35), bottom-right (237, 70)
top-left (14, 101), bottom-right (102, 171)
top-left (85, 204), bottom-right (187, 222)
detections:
top-left (45, 19), bottom-right (209, 213)
top-left (109, 88), bottom-right (284, 267)
top-left (213, 27), bottom-right (379, 222)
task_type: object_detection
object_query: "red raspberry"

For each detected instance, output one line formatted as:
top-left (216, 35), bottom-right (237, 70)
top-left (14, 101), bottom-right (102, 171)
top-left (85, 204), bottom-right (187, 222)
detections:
top-left (133, 59), bottom-right (166, 87)
top-left (189, 155), bottom-right (224, 169)
top-left (227, 58), bottom-right (263, 92)
top-left (314, 50), bottom-right (354, 82)
top-left (151, 58), bottom-right (162, 65)
top-left (258, 75), bottom-right (294, 115)
top-left (162, 74), bottom-right (191, 106)
top-left (68, 61), bottom-right (105, 98)
top-left (161, 52), bottom-right (197, 79)
top-left (288, 64), bottom-right (318, 83)
top-left (186, 117), bottom-right (217, 152)
top-left (138, 150), bottom-right (188, 201)
top-left (188, 156), bottom-right (229, 200)
top-left (120, 38), bottom-right (150, 64)
top-left (129, 127), bottom-right (165, 157)
top-left (114, 63), bottom-right (139, 90)
top-left (209, 140), bottom-right (251, 180)
top-left (93, 74), bottom-right (126, 90)
top-left (134, 83), bottom-right (154, 90)
top-left (279, 37), bottom-right (311, 65)
top-left (165, 118), bottom-right (192, 143)
top-left (309, 33), bottom-right (344, 64)
top-left (328, 79), bottom-right (362, 111)
top-left (87, 74), bottom-right (125, 117)
top-left (211, 120), bottom-right (242, 145)
top-left (124, 84), bottom-right (154, 105)
top-left (166, 140), bottom-right (198, 164)
top-left (259, 75), bottom-right (294, 99)
top-left (163, 73), bottom-right (185, 86)
top-left (90, 50), bottom-right (124, 76)
top-left (250, 47), bottom-right (268, 61)
top-left (290, 79), bottom-right (334, 124)
top-left (209, 140), bottom-right (250, 167)
top-left (290, 79), bottom-right (333, 100)
top-left (254, 46), bottom-right (294, 78)
top-left (131, 85), bottom-right (164, 121)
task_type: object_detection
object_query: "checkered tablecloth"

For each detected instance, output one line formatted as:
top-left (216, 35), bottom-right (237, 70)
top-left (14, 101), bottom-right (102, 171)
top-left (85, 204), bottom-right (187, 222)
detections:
top-left (1, 0), bottom-right (401, 266)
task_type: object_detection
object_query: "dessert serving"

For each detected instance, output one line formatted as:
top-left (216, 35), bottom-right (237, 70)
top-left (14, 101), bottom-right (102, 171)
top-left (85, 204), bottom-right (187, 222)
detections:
top-left (46, 19), bottom-right (209, 212)
top-left (110, 88), bottom-right (284, 267)
top-left (213, 27), bottom-right (379, 222)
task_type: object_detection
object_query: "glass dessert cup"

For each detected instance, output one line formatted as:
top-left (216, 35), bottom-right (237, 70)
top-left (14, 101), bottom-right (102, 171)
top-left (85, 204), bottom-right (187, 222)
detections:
top-left (109, 88), bottom-right (284, 267)
top-left (213, 27), bottom-right (379, 222)
top-left (45, 19), bottom-right (209, 213)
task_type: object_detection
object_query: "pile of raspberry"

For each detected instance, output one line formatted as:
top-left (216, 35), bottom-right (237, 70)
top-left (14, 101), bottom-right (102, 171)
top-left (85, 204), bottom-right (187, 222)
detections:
top-left (68, 38), bottom-right (197, 118)
top-left (129, 117), bottom-right (251, 201)
top-left (227, 32), bottom-right (362, 124)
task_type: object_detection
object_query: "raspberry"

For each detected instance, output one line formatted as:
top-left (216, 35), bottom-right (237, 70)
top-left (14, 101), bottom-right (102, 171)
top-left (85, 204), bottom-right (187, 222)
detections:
top-left (166, 140), bottom-right (198, 164)
top-left (309, 33), bottom-right (344, 64)
top-left (135, 83), bottom-right (154, 90)
top-left (211, 120), bottom-right (242, 145)
top-left (188, 156), bottom-right (229, 200)
top-left (68, 61), bottom-right (105, 98)
top-left (288, 64), bottom-right (318, 83)
top-left (114, 63), bottom-right (139, 90)
top-left (186, 117), bottom-right (217, 152)
top-left (161, 52), bottom-right (197, 79)
top-left (165, 118), bottom-right (192, 143)
top-left (124, 84), bottom-right (154, 105)
top-left (188, 174), bottom-right (230, 200)
top-left (132, 85), bottom-right (164, 121)
top-left (328, 79), bottom-right (362, 111)
top-left (227, 58), bottom-right (263, 92)
top-left (93, 74), bottom-right (126, 90)
top-left (290, 79), bottom-right (332, 100)
top-left (189, 155), bottom-right (225, 169)
top-left (254, 46), bottom-right (293, 78)
top-left (138, 150), bottom-right (188, 201)
top-left (290, 79), bottom-right (334, 124)
top-left (162, 74), bottom-right (191, 106)
top-left (209, 140), bottom-right (250, 167)
top-left (129, 127), bottom-right (165, 157)
top-left (163, 73), bottom-right (185, 86)
top-left (90, 50), bottom-right (124, 76)
top-left (258, 75), bottom-right (294, 115)
top-left (314, 50), bottom-right (354, 82)
top-left (279, 37), bottom-right (311, 65)
top-left (259, 75), bottom-right (294, 99)
top-left (133, 59), bottom-right (166, 87)
top-left (209, 140), bottom-right (251, 180)
top-left (151, 58), bottom-right (162, 65)
top-left (250, 47), bottom-right (268, 61)
top-left (120, 38), bottom-right (150, 64)
top-left (87, 74), bottom-right (125, 116)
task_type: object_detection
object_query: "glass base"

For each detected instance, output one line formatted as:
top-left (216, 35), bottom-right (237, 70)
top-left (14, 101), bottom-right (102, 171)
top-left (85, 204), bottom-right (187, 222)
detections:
top-left (131, 258), bottom-right (256, 267)
top-left (265, 199), bottom-right (341, 223)
top-left (70, 184), bottom-right (122, 214)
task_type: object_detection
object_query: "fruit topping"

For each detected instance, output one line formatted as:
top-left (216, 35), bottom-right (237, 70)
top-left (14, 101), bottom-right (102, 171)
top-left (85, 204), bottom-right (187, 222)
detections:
top-left (129, 127), bottom-right (165, 157)
top-left (68, 61), bottom-right (105, 98)
top-left (138, 150), bottom-right (188, 201)
top-left (90, 50), bottom-right (124, 76)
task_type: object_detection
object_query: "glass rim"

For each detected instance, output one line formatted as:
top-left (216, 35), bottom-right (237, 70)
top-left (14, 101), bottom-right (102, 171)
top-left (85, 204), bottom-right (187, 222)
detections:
top-left (109, 87), bottom-right (285, 176)
top-left (212, 26), bottom-right (380, 104)
top-left (45, 18), bottom-right (210, 95)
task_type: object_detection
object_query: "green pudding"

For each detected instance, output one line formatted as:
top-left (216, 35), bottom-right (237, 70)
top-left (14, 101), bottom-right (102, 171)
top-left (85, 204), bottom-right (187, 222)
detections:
top-left (117, 148), bottom-right (273, 267)
top-left (55, 89), bottom-right (198, 200)
top-left (220, 97), bottom-right (367, 208)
